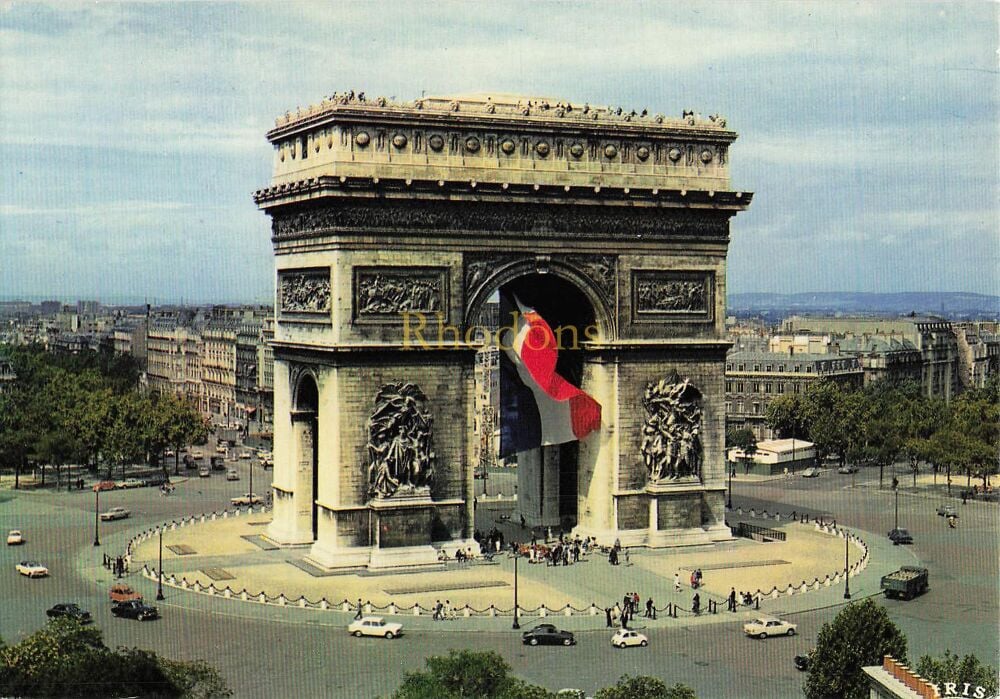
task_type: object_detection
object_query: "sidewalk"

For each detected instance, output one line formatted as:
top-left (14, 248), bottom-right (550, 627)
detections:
top-left (123, 507), bottom-right (909, 631)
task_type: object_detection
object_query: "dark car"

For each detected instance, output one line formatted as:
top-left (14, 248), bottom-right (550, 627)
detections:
top-left (888, 528), bottom-right (913, 545)
top-left (112, 600), bottom-right (159, 621)
top-left (522, 623), bottom-right (576, 646)
top-left (47, 603), bottom-right (92, 623)
top-left (794, 652), bottom-right (813, 671)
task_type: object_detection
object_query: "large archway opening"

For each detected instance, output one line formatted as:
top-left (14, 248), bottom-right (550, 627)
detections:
top-left (293, 373), bottom-right (319, 541)
top-left (475, 273), bottom-right (599, 531)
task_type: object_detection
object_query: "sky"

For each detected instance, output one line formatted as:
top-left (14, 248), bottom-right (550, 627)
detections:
top-left (0, 1), bottom-right (997, 304)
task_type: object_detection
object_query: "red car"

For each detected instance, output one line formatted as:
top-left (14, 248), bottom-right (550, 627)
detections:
top-left (93, 481), bottom-right (116, 492)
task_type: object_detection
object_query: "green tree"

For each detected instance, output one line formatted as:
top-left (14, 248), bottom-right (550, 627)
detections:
top-left (766, 393), bottom-right (808, 441)
top-left (804, 599), bottom-right (907, 699)
top-left (595, 675), bottom-right (697, 699)
top-left (728, 427), bottom-right (757, 474)
top-left (801, 381), bottom-right (853, 466)
top-left (390, 650), bottom-right (553, 699)
top-left (0, 618), bottom-right (230, 698)
top-left (914, 650), bottom-right (998, 697)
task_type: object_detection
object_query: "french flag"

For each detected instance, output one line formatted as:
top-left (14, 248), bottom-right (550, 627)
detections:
top-left (498, 293), bottom-right (601, 457)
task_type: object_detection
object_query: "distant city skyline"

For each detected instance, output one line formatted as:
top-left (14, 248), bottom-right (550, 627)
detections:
top-left (2, 2), bottom-right (997, 302)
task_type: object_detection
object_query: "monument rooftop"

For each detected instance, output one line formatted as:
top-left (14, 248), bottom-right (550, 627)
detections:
top-left (255, 91), bottom-right (749, 207)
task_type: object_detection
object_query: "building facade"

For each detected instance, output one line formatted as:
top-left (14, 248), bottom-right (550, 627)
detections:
top-left (201, 326), bottom-right (237, 420)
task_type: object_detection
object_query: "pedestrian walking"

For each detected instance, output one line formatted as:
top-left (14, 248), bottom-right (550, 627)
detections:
top-left (728, 587), bottom-right (737, 612)
top-left (605, 607), bottom-right (613, 628)
top-left (692, 593), bottom-right (701, 615)
top-left (354, 598), bottom-right (363, 620)
top-left (433, 599), bottom-right (442, 621)
top-left (645, 597), bottom-right (654, 618)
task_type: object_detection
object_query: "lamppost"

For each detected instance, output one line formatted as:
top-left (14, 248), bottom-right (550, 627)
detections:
top-left (156, 526), bottom-right (165, 601)
top-left (727, 464), bottom-right (734, 509)
top-left (93, 487), bottom-right (100, 547)
top-left (249, 455), bottom-right (254, 505)
top-left (894, 487), bottom-right (899, 532)
top-left (512, 551), bottom-right (520, 630)
top-left (843, 529), bottom-right (851, 599)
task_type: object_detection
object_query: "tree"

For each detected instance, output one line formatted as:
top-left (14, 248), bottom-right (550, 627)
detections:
top-left (390, 650), bottom-right (553, 699)
top-left (729, 428), bottom-right (757, 474)
top-left (0, 618), bottom-right (230, 698)
top-left (804, 599), bottom-right (907, 699)
top-left (595, 675), bottom-right (697, 699)
top-left (801, 381), bottom-right (852, 466)
top-left (914, 650), bottom-right (998, 697)
top-left (766, 393), bottom-right (807, 441)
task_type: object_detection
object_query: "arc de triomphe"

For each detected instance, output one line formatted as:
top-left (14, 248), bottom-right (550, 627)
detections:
top-left (253, 93), bottom-right (752, 570)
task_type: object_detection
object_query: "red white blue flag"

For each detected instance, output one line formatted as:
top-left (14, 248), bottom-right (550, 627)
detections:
top-left (499, 293), bottom-right (601, 457)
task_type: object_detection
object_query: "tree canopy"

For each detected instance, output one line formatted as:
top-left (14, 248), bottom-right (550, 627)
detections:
top-left (914, 650), bottom-right (998, 697)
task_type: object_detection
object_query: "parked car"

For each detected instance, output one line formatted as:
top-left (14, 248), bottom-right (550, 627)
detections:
top-left (112, 600), bottom-right (159, 621)
top-left (47, 603), bottom-right (92, 622)
top-left (164, 449), bottom-right (175, 458)
top-left (837, 465), bottom-right (859, 474)
top-left (230, 493), bottom-right (263, 506)
top-left (936, 504), bottom-right (958, 517)
top-left (199, 467), bottom-right (211, 478)
top-left (240, 450), bottom-right (252, 459)
top-left (7, 529), bottom-right (24, 545)
top-left (93, 481), bottom-right (116, 492)
top-left (216, 444), bottom-right (228, 454)
top-left (522, 623), bottom-right (576, 646)
top-left (888, 527), bottom-right (913, 545)
top-left (192, 450), bottom-right (203, 459)
top-left (122, 478), bottom-right (145, 489)
top-left (794, 652), bottom-right (813, 671)
top-left (109, 583), bottom-right (142, 603)
top-left (347, 616), bottom-right (403, 639)
top-left (800, 467), bottom-right (821, 478)
top-left (16, 561), bottom-right (49, 578)
top-left (226, 469), bottom-right (240, 481)
top-left (743, 616), bottom-right (797, 639)
top-left (100, 507), bottom-right (130, 521)
top-left (146, 473), bottom-right (170, 487)
top-left (610, 629), bottom-right (648, 648)
top-left (261, 457), bottom-right (273, 470)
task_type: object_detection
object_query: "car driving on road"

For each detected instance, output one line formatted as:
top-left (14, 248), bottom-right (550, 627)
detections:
top-left (7, 529), bottom-right (24, 545)
top-left (837, 465), bottom-right (859, 474)
top-left (522, 623), bottom-right (576, 646)
top-left (112, 600), bottom-right (159, 621)
top-left (610, 629), bottom-right (648, 648)
top-left (888, 527), bottom-right (914, 545)
top-left (743, 616), bottom-right (797, 639)
top-left (109, 583), bottom-right (142, 603)
top-left (800, 467), bottom-right (821, 478)
top-left (230, 493), bottom-right (263, 506)
top-left (16, 561), bottom-right (49, 578)
top-left (47, 603), bottom-right (92, 622)
top-left (347, 617), bottom-right (402, 639)
top-left (935, 504), bottom-right (958, 517)
top-left (100, 507), bottom-right (130, 521)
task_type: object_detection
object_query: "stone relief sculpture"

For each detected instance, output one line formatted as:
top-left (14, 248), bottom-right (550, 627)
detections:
top-left (641, 372), bottom-right (703, 482)
top-left (566, 254), bottom-right (616, 301)
top-left (635, 275), bottom-right (708, 314)
top-left (279, 271), bottom-right (331, 313)
top-left (366, 382), bottom-right (435, 499)
top-left (356, 271), bottom-right (442, 315)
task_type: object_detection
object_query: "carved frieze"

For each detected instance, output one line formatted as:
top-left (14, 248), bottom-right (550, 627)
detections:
top-left (560, 254), bottom-right (616, 302)
top-left (278, 269), bottom-right (331, 315)
top-left (272, 201), bottom-right (730, 241)
top-left (641, 372), bottom-right (703, 483)
top-left (632, 270), bottom-right (713, 322)
top-left (366, 382), bottom-right (434, 499)
top-left (354, 266), bottom-right (447, 321)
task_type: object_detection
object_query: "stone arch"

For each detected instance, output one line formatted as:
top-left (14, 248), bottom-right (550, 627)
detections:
top-left (464, 257), bottom-right (617, 342)
top-left (291, 369), bottom-right (319, 541)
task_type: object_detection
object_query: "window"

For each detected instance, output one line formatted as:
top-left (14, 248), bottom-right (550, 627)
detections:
top-left (753, 383), bottom-right (761, 392)
top-left (725, 401), bottom-right (732, 413)
top-left (794, 366), bottom-right (801, 373)
top-left (738, 364), bottom-right (745, 371)
top-left (778, 364), bottom-right (784, 372)
top-left (807, 366), bottom-right (814, 373)
top-left (725, 381), bottom-right (733, 392)
top-left (737, 382), bottom-right (744, 392)
top-left (726, 364), bottom-right (732, 371)
top-left (764, 383), bottom-right (772, 394)
top-left (752, 402), bottom-right (760, 415)
top-left (766, 365), bottom-right (772, 372)
top-left (777, 383), bottom-right (785, 394)
top-left (753, 364), bottom-right (760, 371)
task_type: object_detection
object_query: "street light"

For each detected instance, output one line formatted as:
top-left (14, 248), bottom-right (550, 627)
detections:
top-left (843, 529), bottom-right (851, 599)
top-left (512, 550), bottom-right (520, 630)
top-left (93, 487), bottom-right (100, 547)
top-left (894, 487), bottom-right (899, 531)
top-left (727, 464), bottom-right (734, 509)
top-left (156, 526), bottom-right (165, 601)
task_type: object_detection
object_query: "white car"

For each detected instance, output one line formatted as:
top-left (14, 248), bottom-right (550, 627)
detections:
top-left (230, 493), bottom-right (263, 506)
top-left (348, 616), bottom-right (403, 639)
top-left (7, 530), bottom-right (24, 545)
top-left (226, 469), bottom-right (240, 481)
top-left (16, 561), bottom-right (48, 578)
top-left (100, 507), bottom-right (130, 521)
top-left (610, 629), bottom-right (648, 648)
top-left (240, 451), bottom-right (252, 459)
top-left (122, 478), bottom-right (145, 489)
top-left (743, 616), bottom-right (797, 639)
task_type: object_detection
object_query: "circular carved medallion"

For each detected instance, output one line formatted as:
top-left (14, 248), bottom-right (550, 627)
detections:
top-left (392, 134), bottom-right (407, 149)
top-left (668, 147), bottom-right (682, 163)
top-left (535, 141), bottom-right (550, 157)
top-left (355, 131), bottom-right (370, 147)
top-left (465, 137), bottom-right (481, 153)
top-left (428, 134), bottom-right (444, 152)
top-left (700, 149), bottom-right (714, 164)
top-left (500, 139), bottom-right (516, 155)
top-left (604, 144), bottom-right (618, 159)
top-left (636, 146), bottom-right (650, 161)
top-left (569, 143), bottom-right (584, 158)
